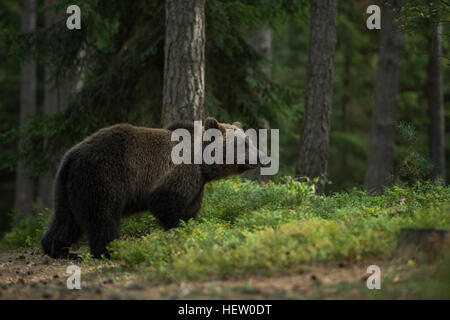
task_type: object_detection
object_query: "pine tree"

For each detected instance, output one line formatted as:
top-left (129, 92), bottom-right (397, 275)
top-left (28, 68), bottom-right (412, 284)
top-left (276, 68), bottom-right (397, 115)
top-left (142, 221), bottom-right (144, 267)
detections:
top-left (365, 0), bottom-right (405, 194)
top-left (161, 0), bottom-right (206, 126)
top-left (15, 0), bottom-right (37, 215)
top-left (426, 0), bottom-right (445, 184)
top-left (295, 0), bottom-right (338, 195)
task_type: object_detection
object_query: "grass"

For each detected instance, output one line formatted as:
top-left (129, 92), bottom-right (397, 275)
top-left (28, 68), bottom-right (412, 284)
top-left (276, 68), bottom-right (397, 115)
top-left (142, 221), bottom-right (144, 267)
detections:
top-left (1, 177), bottom-right (449, 286)
top-left (112, 178), bottom-right (450, 282)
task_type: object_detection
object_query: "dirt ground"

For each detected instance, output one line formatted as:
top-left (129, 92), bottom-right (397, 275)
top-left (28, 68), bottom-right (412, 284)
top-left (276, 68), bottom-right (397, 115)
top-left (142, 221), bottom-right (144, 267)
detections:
top-left (0, 249), bottom-right (423, 300)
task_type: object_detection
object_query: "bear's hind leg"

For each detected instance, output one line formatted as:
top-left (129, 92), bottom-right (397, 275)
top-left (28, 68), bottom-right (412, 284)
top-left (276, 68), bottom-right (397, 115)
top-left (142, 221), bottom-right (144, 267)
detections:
top-left (183, 188), bottom-right (204, 222)
top-left (41, 206), bottom-right (82, 260)
top-left (69, 194), bottom-right (122, 259)
top-left (81, 216), bottom-right (120, 259)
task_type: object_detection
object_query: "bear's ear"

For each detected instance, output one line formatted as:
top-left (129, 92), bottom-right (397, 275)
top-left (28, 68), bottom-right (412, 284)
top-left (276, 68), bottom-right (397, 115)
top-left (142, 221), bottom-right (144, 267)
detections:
top-left (205, 117), bottom-right (219, 129)
top-left (232, 122), bottom-right (243, 130)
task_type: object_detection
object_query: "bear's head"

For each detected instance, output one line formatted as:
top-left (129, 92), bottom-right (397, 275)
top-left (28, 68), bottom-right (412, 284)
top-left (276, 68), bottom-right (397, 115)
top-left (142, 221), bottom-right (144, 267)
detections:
top-left (201, 117), bottom-right (263, 181)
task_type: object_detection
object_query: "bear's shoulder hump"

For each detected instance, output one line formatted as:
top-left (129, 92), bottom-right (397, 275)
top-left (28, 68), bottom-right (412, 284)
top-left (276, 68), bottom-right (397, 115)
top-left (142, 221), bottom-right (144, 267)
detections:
top-left (165, 120), bottom-right (195, 132)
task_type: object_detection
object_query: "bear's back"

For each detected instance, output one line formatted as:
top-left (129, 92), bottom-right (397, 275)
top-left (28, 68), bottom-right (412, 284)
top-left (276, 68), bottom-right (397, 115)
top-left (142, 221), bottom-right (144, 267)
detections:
top-left (64, 124), bottom-right (176, 193)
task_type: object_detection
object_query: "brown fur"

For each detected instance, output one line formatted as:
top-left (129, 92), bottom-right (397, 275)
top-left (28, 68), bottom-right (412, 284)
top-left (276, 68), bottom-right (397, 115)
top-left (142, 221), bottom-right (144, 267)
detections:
top-left (41, 118), bottom-right (258, 259)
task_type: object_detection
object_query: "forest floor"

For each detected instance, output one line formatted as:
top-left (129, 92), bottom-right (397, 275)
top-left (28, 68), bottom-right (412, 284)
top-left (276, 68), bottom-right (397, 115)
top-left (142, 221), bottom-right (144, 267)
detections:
top-left (0, 248), bottom-right (444, 300)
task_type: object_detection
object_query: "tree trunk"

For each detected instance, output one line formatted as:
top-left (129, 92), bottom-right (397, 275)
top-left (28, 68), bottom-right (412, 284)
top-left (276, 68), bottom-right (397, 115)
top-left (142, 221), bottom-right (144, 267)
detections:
top-left (246, 25), bottom-right (272, 75)
top-left (15, 0), bottom-right (37, 216)
top-left (242, 25), bottom-right (272, 182)
top-left (427, 0), bottom-right (445, 184)
top-left (38, 0), bottom-right (68, 210)
top-left (161, 0), bottom-right (205, 127)
top-left (364, 0), bottom-right (405, 194)
top-left (295, 0), bottom-right (338, 195)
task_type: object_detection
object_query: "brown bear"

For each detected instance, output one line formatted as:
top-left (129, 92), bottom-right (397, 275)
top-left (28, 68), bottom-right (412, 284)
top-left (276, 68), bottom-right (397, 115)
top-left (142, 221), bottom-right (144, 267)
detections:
top-left (41, 117), bottom-right (260, 259)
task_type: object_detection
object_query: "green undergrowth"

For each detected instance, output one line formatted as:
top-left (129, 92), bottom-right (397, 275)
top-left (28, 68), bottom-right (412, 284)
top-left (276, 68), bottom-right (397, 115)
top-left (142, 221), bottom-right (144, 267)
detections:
top-left (1, 177), bottom-right (449, 284)
top-left (112, 178), bottom-right (450, 282)
top-left (0, 210), bottom-right (50, 251)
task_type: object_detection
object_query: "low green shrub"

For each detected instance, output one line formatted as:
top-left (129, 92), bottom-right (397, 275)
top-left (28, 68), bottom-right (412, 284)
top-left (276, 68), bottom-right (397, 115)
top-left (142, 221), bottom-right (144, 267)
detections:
top-left (109, 178), bottom-right (450, 282)
top-left (2, 177), bottom-right (448, 284)
top-left (0, 211), bottom-right (49, 251)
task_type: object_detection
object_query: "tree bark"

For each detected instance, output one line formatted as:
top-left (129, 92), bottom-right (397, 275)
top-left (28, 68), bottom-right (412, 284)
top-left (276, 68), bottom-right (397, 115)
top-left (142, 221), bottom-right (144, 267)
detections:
top-left (15, 0), bottom-right (37, 216)
top-left (295, 0), bottom-right (338, 195)
top-left (38, 0), bottom-right (70, 210)
top-left (246, 25), bottom-right (272, 75)
top-left (364, 0), bottom-right (405, 194)
top-left (161, 0), bottom-right (205, 127)
top-left (242, 25), bottom-right (272, 182)
top-left (427, 0), bottom-right (445, 184)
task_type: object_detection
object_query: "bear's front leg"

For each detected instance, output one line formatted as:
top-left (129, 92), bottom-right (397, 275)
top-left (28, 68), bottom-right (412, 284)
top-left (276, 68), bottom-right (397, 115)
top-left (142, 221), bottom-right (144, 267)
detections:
top-left (183, 187), bottom-right (204, 222)
top-left (148, 189), bottom-right (188, 230)
top-left (149, 166), bottom-right (203, 230)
